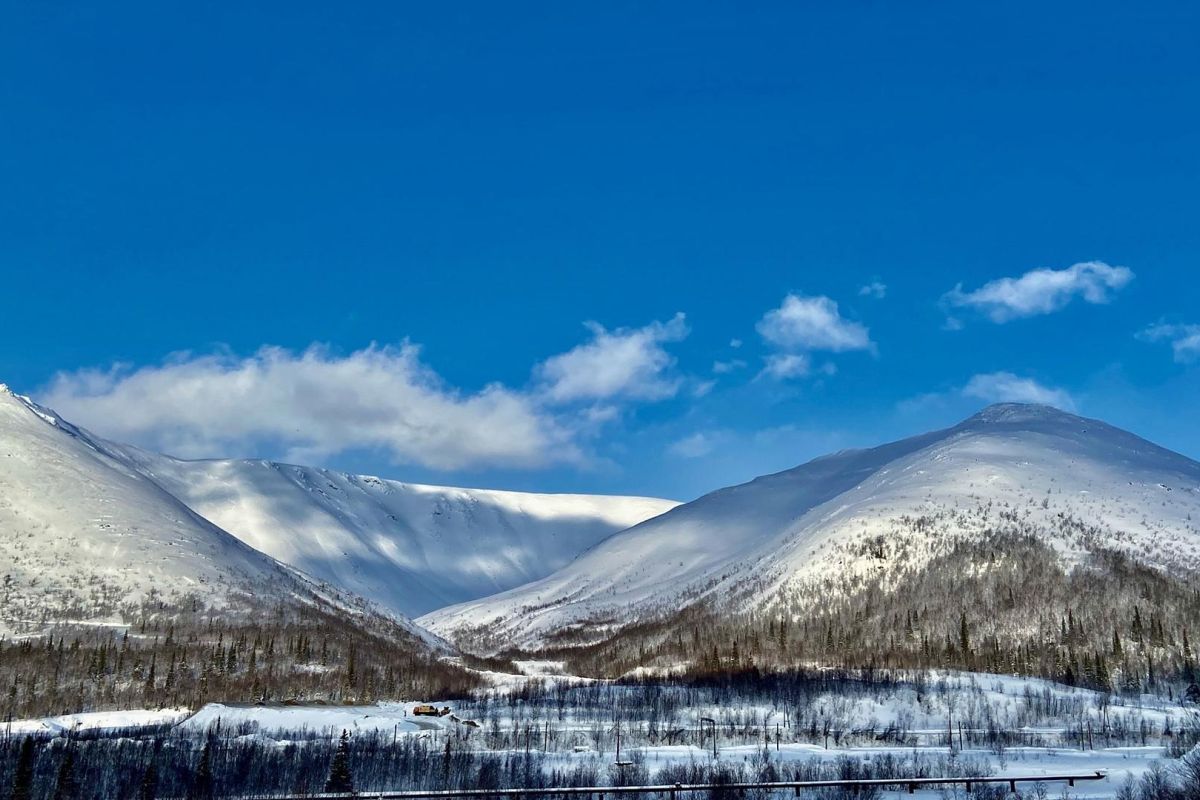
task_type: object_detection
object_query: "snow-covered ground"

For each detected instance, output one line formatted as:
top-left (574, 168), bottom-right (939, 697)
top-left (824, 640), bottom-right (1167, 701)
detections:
top-left (422, 404), bottom-right (1200, 648)
top-left (5, 671), bottom-right (1194, 797)
top-left (4, 708), bottom-right (190, 736)
top-left (179, 701), bottom-right (463, 738)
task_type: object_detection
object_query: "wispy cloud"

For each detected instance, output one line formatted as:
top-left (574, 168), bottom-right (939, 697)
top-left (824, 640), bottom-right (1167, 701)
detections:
top-left (962, 371), bottom-right (1075, 410)
top-left (668, 431), bottom-right (720, 459)
top-left (760, 353), bottom-right (811, 380)
top-left (943, 261), bottom-right (1133, 325)
top-left (858, 281), bottom-right (887, 299)
top-left (1138, 322), bottom-right (1200, 363)
top-left (712, 359), bottom-right (747, 375)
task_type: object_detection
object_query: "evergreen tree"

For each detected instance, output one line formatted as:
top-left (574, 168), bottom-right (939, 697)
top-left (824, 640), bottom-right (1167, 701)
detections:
top-left (52, 745), bottom-right (79, 800)
top-left (188, 741), bottom-right (215, 800)
top-left (10, 737), bottom-right (36, 800)
top-left (325, 729), bottom-right (355, 794)
top-left (140, 761), bottom-right (160, 800)
top-left (144, 653), bottom-right (157, 699)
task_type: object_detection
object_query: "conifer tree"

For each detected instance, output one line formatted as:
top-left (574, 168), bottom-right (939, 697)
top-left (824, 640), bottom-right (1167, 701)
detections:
top-left (140, 761), bottom-right (159, 800)
top-left (144, 653), bottom-right (157, 699)
top-left (52, 745), bottom-right (78, 800)
top-left (325, 729), bottom-right (355, 794)
top-left (10, 736), bottom-right (36, 800)
top-left (188, 741), bottom-right (215, 800)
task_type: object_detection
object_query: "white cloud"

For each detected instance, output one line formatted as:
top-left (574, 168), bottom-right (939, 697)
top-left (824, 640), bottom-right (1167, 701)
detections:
top-left (943, 261), bottom-right (1133, 324)
top-left (754, 293), bottom-right (873, 381)
top-left (757, 294), bottom-right (874, 353)
top-left (40, 314), bottom-right (694, 473)
top-left (961, 372), bottom-right (1075, 410)
top-left (536, 313), bottom-right (689, 404)
top-left (760, 353), bottom-right (811, 380)
top-left (668, 431), bottom-right (718, 459)
top-left (42, 344), bottom-right (576, 470)
top-left (1138, 322), bottom-right (1200, 363)
top-left (729, 338), bottom-right (743, 349)
top-left (858, 281), bottom-right (887, 299)
top-left (712, 359), bottom-right (747, 375)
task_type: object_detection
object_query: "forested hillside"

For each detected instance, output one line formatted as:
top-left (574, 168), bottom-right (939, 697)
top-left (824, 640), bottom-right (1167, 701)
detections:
top-left (0, 592), bottom-right (479, 721)
top-left (526, 526), bottom-right (1199, 698)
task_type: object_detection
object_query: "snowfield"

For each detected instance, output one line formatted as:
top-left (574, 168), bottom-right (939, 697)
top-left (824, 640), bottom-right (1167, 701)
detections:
top-left (109, 450), bottom-right (677, 617)
top-left (4, 708), bottom-right (189, 736)
top-left (178, 701), bottom-right (463, 737)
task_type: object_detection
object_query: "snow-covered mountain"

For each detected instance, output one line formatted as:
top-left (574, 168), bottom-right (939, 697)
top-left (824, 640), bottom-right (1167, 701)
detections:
top-left (420, 404), bottom-right (1200, 650)
top-left (0, 383), bottom-right (433, 641)
top-left (0, 383), bottom-right (676, 621)
top-left (97, 448), bottom-right (677, 617)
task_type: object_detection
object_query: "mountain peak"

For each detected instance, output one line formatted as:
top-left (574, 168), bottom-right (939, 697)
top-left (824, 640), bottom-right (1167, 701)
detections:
top-left (964, 402), bottom-right (1081, 426)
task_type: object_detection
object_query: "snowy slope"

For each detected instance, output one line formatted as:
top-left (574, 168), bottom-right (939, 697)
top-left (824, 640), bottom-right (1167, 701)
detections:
top-left (0, 384), bottom-right (303, 629)
top-left (420, 404), bottom-right (1200, 648)
top-left (90, 449), bottom-right (678, 617)
top-left (0, 385), bottom-right (436, 644)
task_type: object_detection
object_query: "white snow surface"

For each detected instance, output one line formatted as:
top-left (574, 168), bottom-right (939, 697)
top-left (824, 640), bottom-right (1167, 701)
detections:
top-left (421, 403), bottom-right (1200, 648)
top-left (103, 448), bottom-right (677, 617)
top-left (4, 708), bottom-right (189, 736)
top-left (178, 701), bottom-right (461, 737)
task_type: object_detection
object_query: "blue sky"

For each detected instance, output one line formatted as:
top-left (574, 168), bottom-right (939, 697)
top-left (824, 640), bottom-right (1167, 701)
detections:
top-left (3, 2), bottom-right (1199, 500)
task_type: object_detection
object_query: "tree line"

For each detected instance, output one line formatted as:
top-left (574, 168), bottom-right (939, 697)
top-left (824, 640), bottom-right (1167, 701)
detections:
top-left (1, 591), bottom-right (480, 722)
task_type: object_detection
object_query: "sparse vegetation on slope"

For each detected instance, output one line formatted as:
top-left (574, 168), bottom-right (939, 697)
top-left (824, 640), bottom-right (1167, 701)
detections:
top-left (519, 527), bottom-right (1198, 698)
